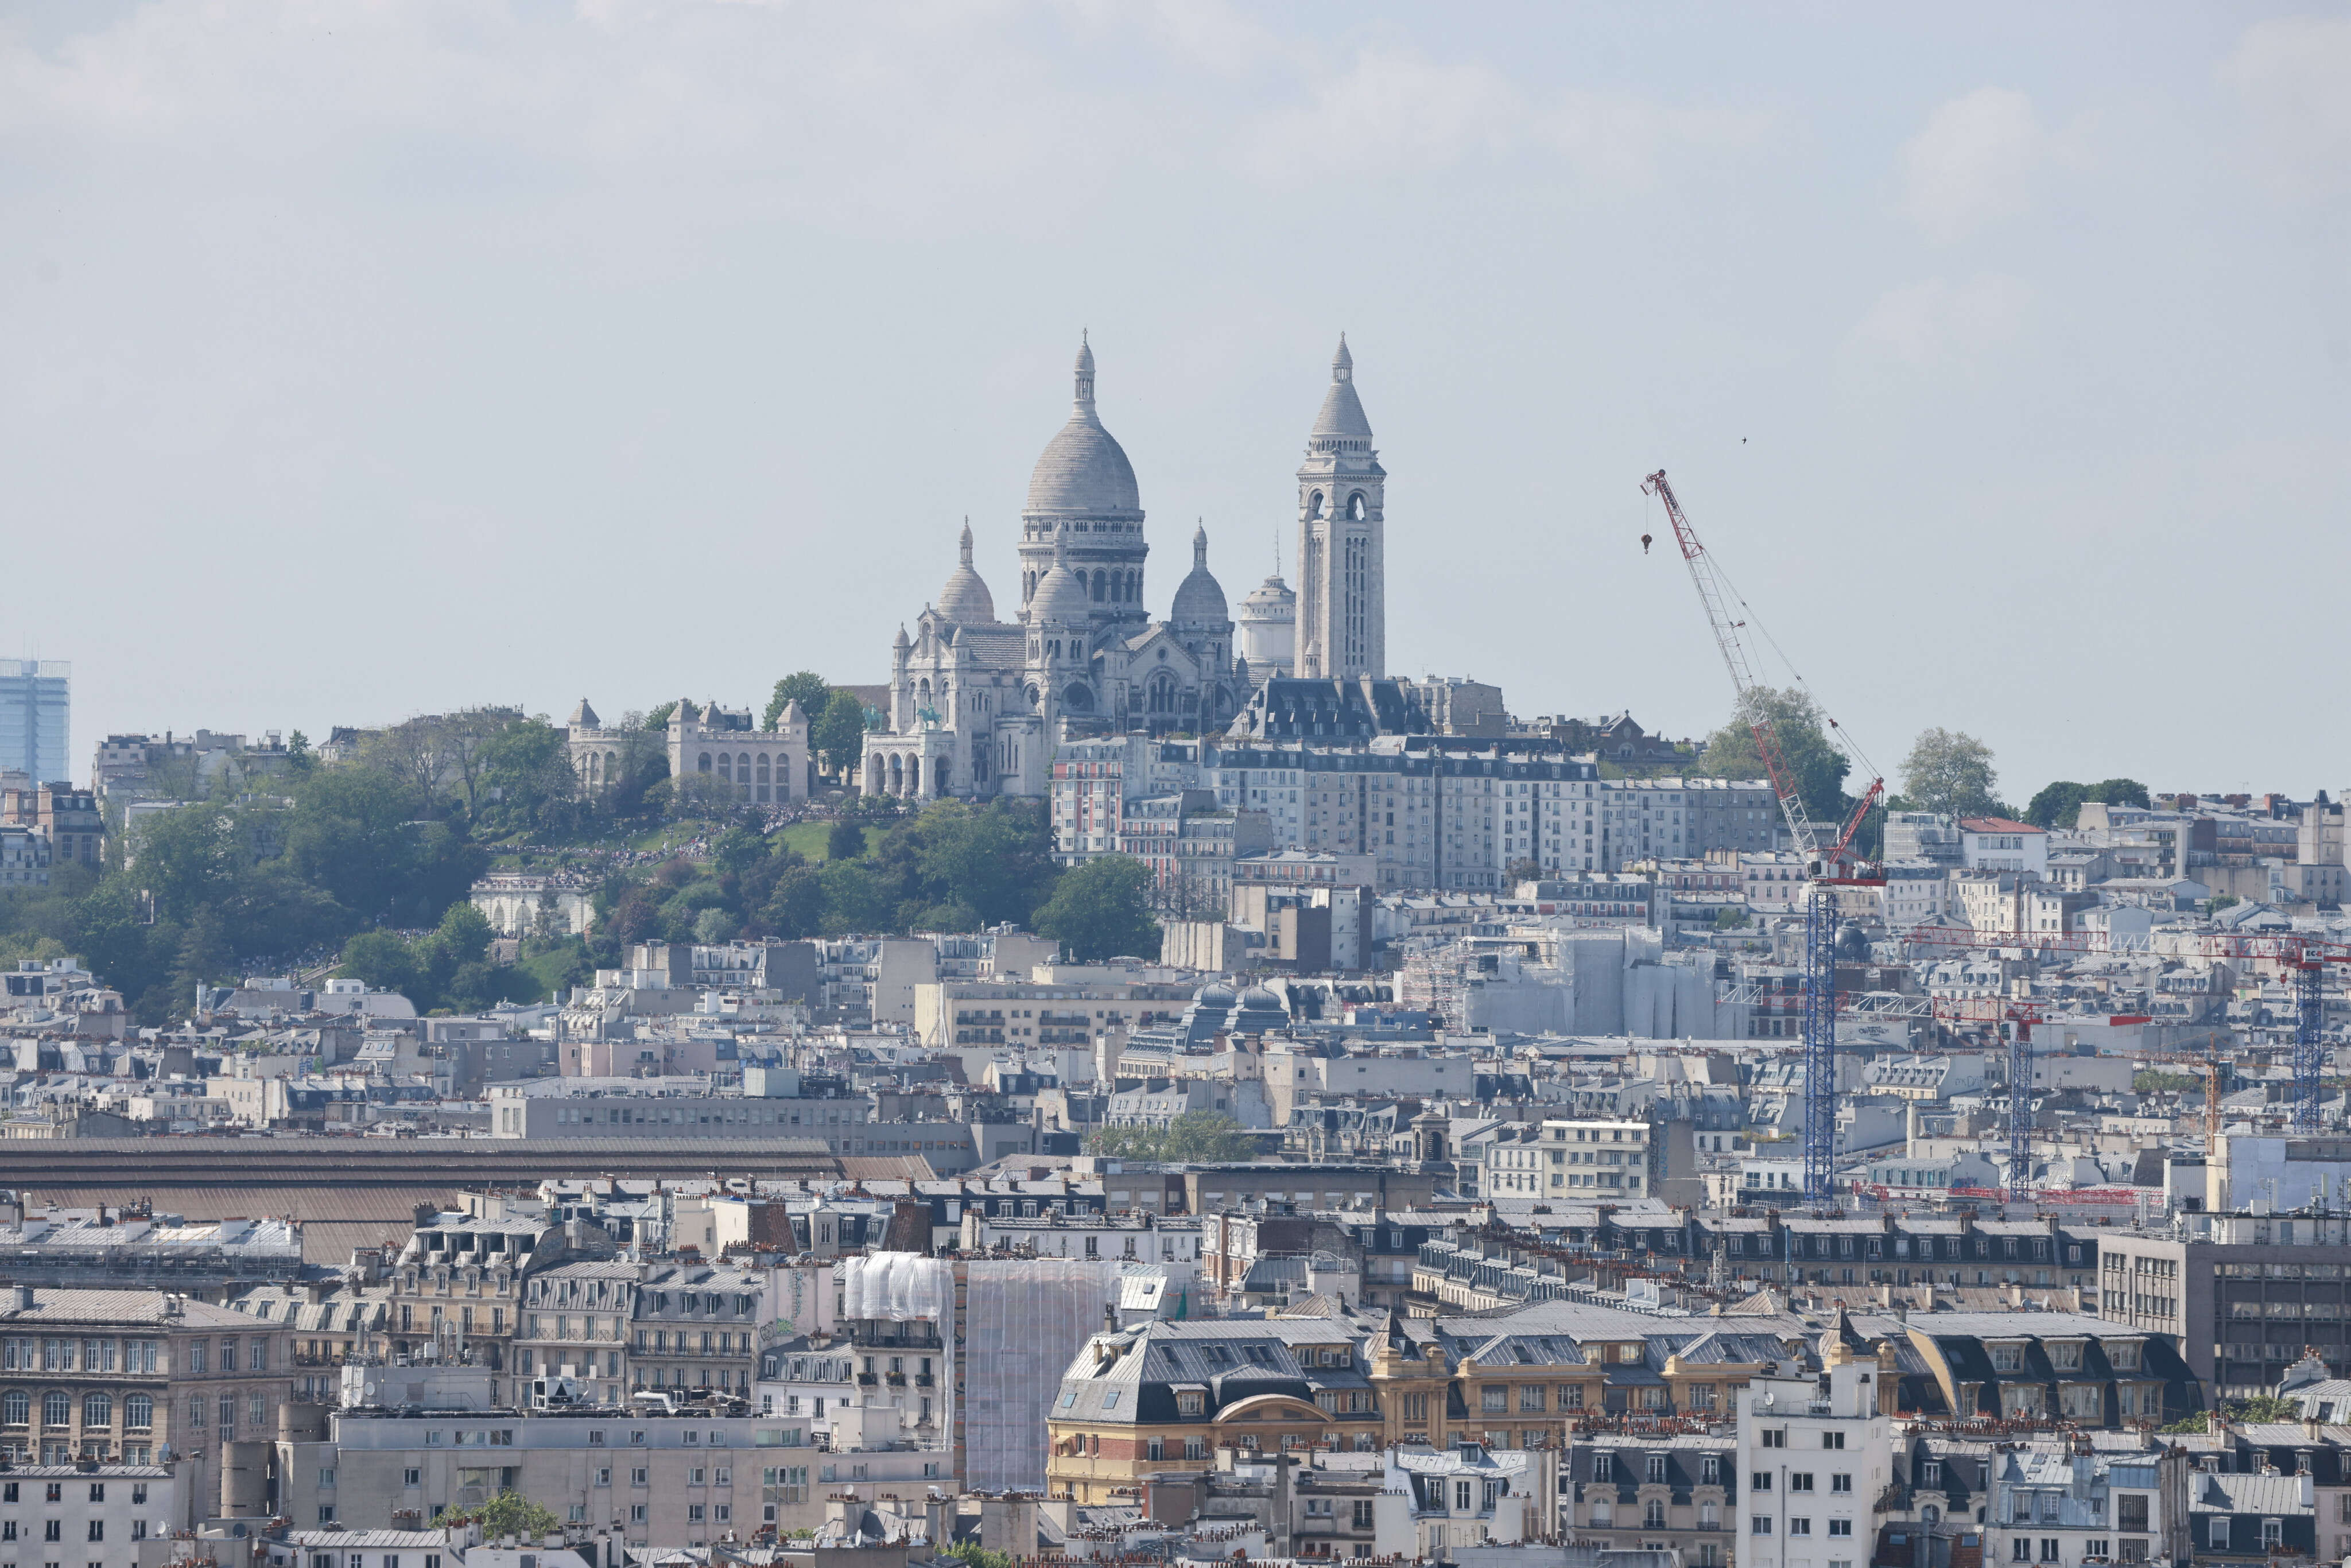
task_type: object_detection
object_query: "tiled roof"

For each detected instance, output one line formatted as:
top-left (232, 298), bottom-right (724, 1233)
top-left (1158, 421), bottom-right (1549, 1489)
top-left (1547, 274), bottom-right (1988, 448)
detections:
top-left (2191, 1472), bottom-right (2310, 1514)
top-left (0, 1288), bottom-right (253, 1327)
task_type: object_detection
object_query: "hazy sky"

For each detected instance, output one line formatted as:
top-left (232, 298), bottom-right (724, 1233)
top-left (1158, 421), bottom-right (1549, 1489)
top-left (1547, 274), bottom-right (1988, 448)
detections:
top-left (5, 2), bottom-right (2346, 804)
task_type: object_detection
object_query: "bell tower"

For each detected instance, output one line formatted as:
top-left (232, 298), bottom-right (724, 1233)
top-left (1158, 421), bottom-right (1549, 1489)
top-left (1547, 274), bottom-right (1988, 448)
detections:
top-left (1295, 335), bottom-right (1386, 680)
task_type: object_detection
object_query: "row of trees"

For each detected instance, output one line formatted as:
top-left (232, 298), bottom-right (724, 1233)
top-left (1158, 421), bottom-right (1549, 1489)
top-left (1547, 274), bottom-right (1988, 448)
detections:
top-left (1083, 1111), bottom-right (1255, 1162)
top-left (1697, 689), bottom-right (2146, 839)
top-left (591, 799), bottom-right (1161, 961)
top-left (763, 671), bottom-right (872, 779)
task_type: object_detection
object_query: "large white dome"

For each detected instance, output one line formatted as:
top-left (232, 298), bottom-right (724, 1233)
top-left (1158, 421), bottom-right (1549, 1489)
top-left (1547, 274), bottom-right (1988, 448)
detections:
top-left (1025, 336), bottom-right (1142, 517)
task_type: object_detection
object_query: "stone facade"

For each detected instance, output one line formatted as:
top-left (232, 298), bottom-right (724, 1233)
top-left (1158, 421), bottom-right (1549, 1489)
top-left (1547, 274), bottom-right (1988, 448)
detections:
top-left (563, 698), bottom-right (810, 808)
top-left (1296, 336), bottom-right (1386, 680)
top-left (863, 337), bottom-right (1379, 802)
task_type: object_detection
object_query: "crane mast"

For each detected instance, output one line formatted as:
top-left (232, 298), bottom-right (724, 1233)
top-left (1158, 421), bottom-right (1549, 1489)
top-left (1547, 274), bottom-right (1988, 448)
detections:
top-left (1645, 469), bottom-right (1883, 1204)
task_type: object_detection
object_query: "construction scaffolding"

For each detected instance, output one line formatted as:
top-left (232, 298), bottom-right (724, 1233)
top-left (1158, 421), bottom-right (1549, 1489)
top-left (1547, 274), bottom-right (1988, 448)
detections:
top-left (960, 1257), bottom-right (1123, 1494)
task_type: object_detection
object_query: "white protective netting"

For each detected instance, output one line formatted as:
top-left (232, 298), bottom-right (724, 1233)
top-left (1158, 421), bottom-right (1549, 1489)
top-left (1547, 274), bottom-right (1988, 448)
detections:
top-left (961, 1257), bottom-right (1123, 1493)
top-left (840, 1252), bottom-right (954, 1322)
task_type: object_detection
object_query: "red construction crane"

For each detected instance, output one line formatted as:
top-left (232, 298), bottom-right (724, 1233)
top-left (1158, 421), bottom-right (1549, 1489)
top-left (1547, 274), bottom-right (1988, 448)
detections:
top-left (1644, 468), bottom-right (1885, 1202)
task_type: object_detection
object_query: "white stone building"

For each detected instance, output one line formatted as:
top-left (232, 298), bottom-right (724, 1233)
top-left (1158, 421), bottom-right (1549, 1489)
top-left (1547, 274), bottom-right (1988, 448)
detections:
top-left (1735, 1348), bottom-right (1892, 1568)
top-left (1236, 560), bottom-right (1297, 678)
top-left (564, 697), bottom-right (811, 807)
top-left (0, 1464), bottom-right (174, 1551)
top-left (469, 874), bottom-right (593, 938)
top-left (862, 337), bottom-right (1378, 801)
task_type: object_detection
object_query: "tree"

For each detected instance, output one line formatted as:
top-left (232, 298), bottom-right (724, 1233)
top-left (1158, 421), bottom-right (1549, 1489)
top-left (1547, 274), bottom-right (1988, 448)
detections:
top-left (475, 718), bottom-right (579, 836)
top-left (827, 820), bottom-right (867, 861)
top-left (1504, 857), bottom-right (1544, 887)
top-left (1161, 1111), bottom-right (1254, 1162)
top-left (2225, 1394), bottom-right (2302, 1423)
top-left (436, 901), bottom-right (494, 965)
top-left (173, 907), bottom-right (234, 1004)
top-left (644, 702), bottom-right (677, 732)
top-left (762, 864), bottom-right (827, 938)
top-left (339, 931), bottom-right (420, 998)
top-left (765, 672), bottom-right (832, 731)
top-left (813, 691), bottom-right (868, 780)
top-left (2089, 778), bottom-right (2151, 810)
top-left (2023, 781), bottom-right (2090, 830)
top-left (907, 800), bottom-right (1060, 925)
top-left (668, 771), bottom-right (741, 821)
top-left (284, 765), bottom-right (433, 922)
top-left (942, 1546), bottom-right (1012, 1568)
top-left (2024, 777), bottom-right (2149, 829)
top-left (1900, 728), bottom-right (2001, 817)
top-left (439, 707), bottom-right (525, 817)
top-left (1033, 856), bottom-right (1157, 961)
top-left (440, 1489), bottom-right (562, 1539)
top-left (1697, 686), bottom-right (1850, 825)
top-left (360, 716), bottom-right (455, 806)
top-left (817, 859), bottom-right (893, 935)
top-left (1085, 1112), bottom-right (1252, 1162)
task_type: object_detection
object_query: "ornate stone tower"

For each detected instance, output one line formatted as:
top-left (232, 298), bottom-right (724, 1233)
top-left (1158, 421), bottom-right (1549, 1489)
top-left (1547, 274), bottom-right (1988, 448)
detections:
top-left (1295, 335), bottom-right (1386, 680)
top-left (1019, 334), bottom-right (1149, 636)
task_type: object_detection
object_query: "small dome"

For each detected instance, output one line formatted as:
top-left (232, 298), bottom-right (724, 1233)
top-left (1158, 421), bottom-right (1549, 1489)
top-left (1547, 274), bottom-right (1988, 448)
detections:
top-left (1309, 333), bottom-right (1375, 446)
top-left (1170, 523), bottom-right (1228, 627)
top-left (1240, 572), bottom-right (1295, 620)
top-left (567, 697), bottom-right (600, 728)
top-left (1195, 982), bottom-right (1237, 1008)
top-left (1026, 335), bottom-right (1142, 517)
top-left (1029, 531), bottom-right (1093, 627)
top-left (1238, 984), bottom-right (1282, 1011)
top-left (937, 521), bottom-right (996, 624)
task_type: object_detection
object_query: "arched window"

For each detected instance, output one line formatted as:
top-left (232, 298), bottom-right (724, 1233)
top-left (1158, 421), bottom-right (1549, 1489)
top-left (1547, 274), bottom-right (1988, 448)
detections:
top-left (1308, 490), bottom-right (1325, 519)
top-left (83, 1392), bottom-right (111, 1428)
top-left (717, 754), bottom-right (732, 781)
top-left (756, 755), bottom-right (771, 783)
top-left (1348, 491), bottom-right (1368, 521)
top-left (1091, 569), bottom-right (1107, 601)
top-left (1063, 684), bottom-right (1095, 713)
top-left (1, 1390), bottom-right (26, 1425)
top-left (697, 752), bottom-right (712, 773)
top-left (1127, 570), bottom-right (1139, 601)
top-left (42, 1391), bottom-right (71, 1427)
top-left (123, 1395), bottom-right (152, 1430)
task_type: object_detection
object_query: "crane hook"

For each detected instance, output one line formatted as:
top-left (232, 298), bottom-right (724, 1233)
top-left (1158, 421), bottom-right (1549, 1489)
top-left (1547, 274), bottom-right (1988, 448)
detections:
top-left (1640, 534), bottom-right (1652, 556)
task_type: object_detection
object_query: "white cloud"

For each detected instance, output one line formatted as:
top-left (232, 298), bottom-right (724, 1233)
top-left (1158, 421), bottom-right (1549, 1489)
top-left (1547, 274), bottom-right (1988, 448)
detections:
top-left (1847, 274), bottom-right (2034, 370)
top-left (1897, 87), bottom-right (2087, 243)
top-left (1231, 44), bottom-right (1768, 189)
top-left (0, 2), bottom-right (1135, 236)
top-left (2221, 14), bottom-right (2351, 201)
